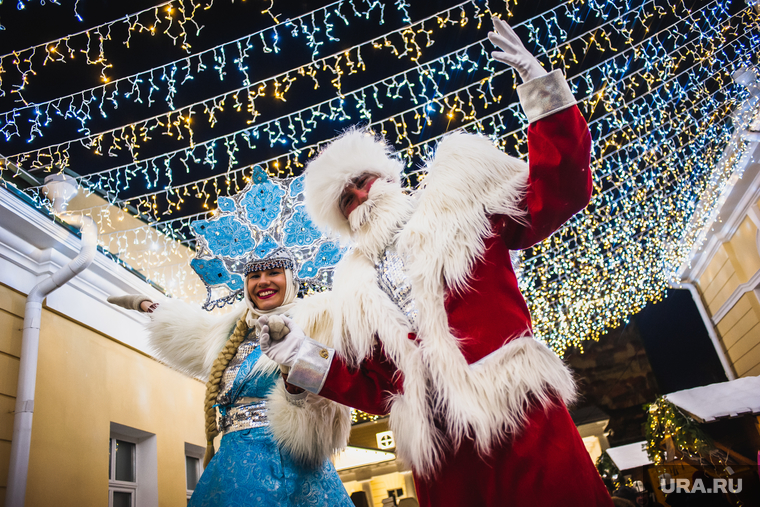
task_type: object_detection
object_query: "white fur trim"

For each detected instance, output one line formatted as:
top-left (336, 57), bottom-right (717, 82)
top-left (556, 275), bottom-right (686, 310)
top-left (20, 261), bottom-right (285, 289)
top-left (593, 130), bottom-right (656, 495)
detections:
top-left (310, 258), bottom-right (445, 471)
top-left (392, 133), bottom-right (564, 474)
top-left (304, 127), bottom-right (404, 242)
top-left (328, 249), bottom-right (414, 365)
top-left (145, 298), bottom-right (242, 379)
top-left (289, 291), bottom-right (337, 347)
top-left (145, 300), bottom-right (282, 379)
top-left (302, 132), bottom-right (578, 476)
top-left (146, 297), bottom-right (347, 467)
top-left (393, 336), bottom-right (575, 476)
top-left (267, 379), bottom-right (352, 467)
top-left (400, 132), bottom-right (528, 294)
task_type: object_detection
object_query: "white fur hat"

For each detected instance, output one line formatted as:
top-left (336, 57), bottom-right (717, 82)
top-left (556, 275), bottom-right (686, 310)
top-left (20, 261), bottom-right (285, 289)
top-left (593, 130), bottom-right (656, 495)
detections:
top-left (304, 127), bottom-right (404, 239)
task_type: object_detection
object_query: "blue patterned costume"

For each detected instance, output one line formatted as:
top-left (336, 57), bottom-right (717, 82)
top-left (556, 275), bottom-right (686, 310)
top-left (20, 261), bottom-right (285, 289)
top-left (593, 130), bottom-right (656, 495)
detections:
top-left (189, 329), bottom-right (352, 507)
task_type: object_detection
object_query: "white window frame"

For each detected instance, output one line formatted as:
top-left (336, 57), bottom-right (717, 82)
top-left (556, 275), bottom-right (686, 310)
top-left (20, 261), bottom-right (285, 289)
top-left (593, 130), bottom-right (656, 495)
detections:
top-left (109, 486), bottom-right (137, 507)
top-left (108, 437), bottom-right (137, 507)
top-left (185, 442), bottom-right (206, 501)
top-left (109, 422), bottom-right (158, 507)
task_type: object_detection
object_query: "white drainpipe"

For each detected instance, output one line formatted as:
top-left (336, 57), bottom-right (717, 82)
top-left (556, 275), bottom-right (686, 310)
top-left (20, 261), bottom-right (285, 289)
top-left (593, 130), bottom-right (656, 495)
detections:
top-left (5, 175), bottom-right (98, 507)
top-left (673, 281), bottom-right (736, 381)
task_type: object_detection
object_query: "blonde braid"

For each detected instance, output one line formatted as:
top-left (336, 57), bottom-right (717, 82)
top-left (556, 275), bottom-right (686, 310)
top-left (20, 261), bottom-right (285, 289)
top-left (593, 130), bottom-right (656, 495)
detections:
top-left (202, 311), bottom-right (250, 467)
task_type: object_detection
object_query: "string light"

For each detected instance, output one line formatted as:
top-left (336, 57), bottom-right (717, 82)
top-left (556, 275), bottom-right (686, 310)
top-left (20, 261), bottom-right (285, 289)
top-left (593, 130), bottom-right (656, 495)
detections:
top-left (1, 0), bottom-right (204, 103)
top-left (0, 0), bottom-right (403, 141)
top-left (0, 0), bottom-right (758, 358)
top-left (1, 1), bottom-right (675, 187)
top-left (644, 397), bottom-right (714, 465)
top-left (1, 0), bottom-right (479, 148)
top-left (351, 410), bottom-right (382, 424)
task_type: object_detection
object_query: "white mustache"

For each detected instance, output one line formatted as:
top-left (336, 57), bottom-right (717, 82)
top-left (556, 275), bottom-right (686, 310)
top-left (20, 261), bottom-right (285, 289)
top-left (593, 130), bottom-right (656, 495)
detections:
top-left (348, 199), bottom-right (376, 231)
top-left (347, 179), bottom-right (394, 232)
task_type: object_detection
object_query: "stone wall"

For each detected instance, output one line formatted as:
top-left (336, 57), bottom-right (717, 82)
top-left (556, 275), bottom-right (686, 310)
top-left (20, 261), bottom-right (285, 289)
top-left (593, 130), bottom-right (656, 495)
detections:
top-left (564, 318), bottom-right (660, 447)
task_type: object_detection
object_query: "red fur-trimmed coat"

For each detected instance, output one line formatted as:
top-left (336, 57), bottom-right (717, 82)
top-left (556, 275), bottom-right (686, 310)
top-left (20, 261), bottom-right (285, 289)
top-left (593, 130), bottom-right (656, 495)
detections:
top-left (295, 106), bottom-right (613, 507)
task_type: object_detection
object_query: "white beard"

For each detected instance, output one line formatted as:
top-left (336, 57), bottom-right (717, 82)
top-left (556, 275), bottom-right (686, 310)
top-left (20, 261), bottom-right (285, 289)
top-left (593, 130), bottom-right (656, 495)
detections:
top-left (348, 179), bottom-right (414, 262)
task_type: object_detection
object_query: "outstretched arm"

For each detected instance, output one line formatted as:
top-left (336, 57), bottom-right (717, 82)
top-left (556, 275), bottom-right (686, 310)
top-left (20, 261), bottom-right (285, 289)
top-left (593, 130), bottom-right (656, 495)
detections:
top-left (487, 17), bottom-right (592, 248)
top-left (108, 294), bottom-right (238, 378)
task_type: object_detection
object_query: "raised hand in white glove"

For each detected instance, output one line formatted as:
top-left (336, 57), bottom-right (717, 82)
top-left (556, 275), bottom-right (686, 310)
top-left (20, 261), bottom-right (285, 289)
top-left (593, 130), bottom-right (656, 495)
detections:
top-left (488, 17), bottom-right (547, 83)
top-left (259, 315), bottom-right (305, 369)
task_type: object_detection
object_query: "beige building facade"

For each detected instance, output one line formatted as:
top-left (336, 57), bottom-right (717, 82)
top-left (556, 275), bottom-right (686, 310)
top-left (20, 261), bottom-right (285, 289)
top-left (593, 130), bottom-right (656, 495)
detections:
top-left (0, 185), bottom-right (209, 507)
top-left (677, 84), bottom-right (760, 380)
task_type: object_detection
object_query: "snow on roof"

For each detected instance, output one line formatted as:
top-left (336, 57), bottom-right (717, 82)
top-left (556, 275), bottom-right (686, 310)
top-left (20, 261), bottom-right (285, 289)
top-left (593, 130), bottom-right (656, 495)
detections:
top-left (664, 375), bottom-right (760, 423)
top-left (333, 446), bottom-right (395, 471)
top-left (606, 441), bottom-right (653, 471)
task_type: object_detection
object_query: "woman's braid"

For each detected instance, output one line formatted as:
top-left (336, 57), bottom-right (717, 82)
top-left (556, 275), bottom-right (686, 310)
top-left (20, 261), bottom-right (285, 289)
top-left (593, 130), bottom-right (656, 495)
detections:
top-left (202, 311), bottom-right (249, 467)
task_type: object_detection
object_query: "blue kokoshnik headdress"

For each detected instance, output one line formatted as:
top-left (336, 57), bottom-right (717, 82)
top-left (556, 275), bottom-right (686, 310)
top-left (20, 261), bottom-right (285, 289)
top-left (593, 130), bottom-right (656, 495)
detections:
top-left (243, 250), bottom-right (294, 277)
top-left (190, 166), bottom-right (344, 311)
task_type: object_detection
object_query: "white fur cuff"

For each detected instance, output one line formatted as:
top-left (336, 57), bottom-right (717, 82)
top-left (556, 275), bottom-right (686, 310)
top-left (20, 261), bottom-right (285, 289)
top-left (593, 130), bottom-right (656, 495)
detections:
top-left (267, 379), bottom-right (352, 468)
top-left (144, 299), bottom-right (242, 379)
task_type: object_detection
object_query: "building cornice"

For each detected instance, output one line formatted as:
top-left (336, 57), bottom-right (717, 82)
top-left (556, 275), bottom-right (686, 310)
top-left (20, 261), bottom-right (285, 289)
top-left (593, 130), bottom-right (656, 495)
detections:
top-left (679, 143), bottom-right (760, 283)
top-left (0, 184), bottom-right (165, 357)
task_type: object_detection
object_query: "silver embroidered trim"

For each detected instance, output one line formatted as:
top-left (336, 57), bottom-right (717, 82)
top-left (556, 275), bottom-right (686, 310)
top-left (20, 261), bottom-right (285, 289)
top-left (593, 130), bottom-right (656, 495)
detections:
top-left (217, 334), bottom-right (259, 406)
top-left (220, 399), bottom-right (270, 434)
top-left (244, 257), bottom-right (294, 277)
top-left (375, 246), bottom-right (419, 332)
top-left (285, 389), bottom-right (309, 407)
top-left (516, 69), bottom-right (576, 124)
top-left (287, 337), bottom-right (334, 394)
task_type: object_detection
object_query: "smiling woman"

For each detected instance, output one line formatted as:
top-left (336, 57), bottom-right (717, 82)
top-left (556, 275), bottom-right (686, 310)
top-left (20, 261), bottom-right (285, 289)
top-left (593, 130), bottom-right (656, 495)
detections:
top-left (108, 247), bottom-right (354, 507)
top-left (248, 268), bottom-right (288, 311)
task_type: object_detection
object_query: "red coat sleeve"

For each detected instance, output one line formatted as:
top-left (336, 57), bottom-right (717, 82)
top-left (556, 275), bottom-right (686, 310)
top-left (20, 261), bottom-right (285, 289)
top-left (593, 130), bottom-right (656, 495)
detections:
top-left (500, 105), bottom-right (592, 249)
top-left (319, 341), bottom-right (402, 416)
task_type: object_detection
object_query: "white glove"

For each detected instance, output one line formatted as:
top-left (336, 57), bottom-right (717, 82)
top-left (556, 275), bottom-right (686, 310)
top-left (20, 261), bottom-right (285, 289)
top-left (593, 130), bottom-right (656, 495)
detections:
top-left (107, 294), bottom-right (157, 313)
top-left (488, 17), bottom-right (547, 83)
top-left (264, 315), bottom-right (291, 342)
top-left (259, 315), bottom-right (305, 368)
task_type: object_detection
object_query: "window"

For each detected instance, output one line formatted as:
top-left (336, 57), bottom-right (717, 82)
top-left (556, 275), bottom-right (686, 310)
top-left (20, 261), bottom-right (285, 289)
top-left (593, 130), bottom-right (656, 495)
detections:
top-left (387, 488), bottom-right (404, 504)
top-left (376, 430), bottom-right (395, 449)
top-left (109, 438), bottom-right (136, 507)
top-left (109, 423), bottom-right (158, 507)
top-left (185, 443), bottom-right (205, 501)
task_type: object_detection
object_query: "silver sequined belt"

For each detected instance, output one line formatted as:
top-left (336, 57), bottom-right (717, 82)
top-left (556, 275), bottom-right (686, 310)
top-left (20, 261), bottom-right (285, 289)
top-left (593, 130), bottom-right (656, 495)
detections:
top-left (219, 397), bottom-right (269, 434)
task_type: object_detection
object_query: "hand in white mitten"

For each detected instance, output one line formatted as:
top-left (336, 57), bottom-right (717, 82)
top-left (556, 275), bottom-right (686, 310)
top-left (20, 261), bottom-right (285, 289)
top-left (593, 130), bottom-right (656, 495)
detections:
top-left (107, 294), bottom-right (157, 313)
top-left (488, 17), bottom-right (547, 83)
top-left (265, 315), bottom-right (291, 342)
top-left (259, 315), bottom-right (305, 368)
